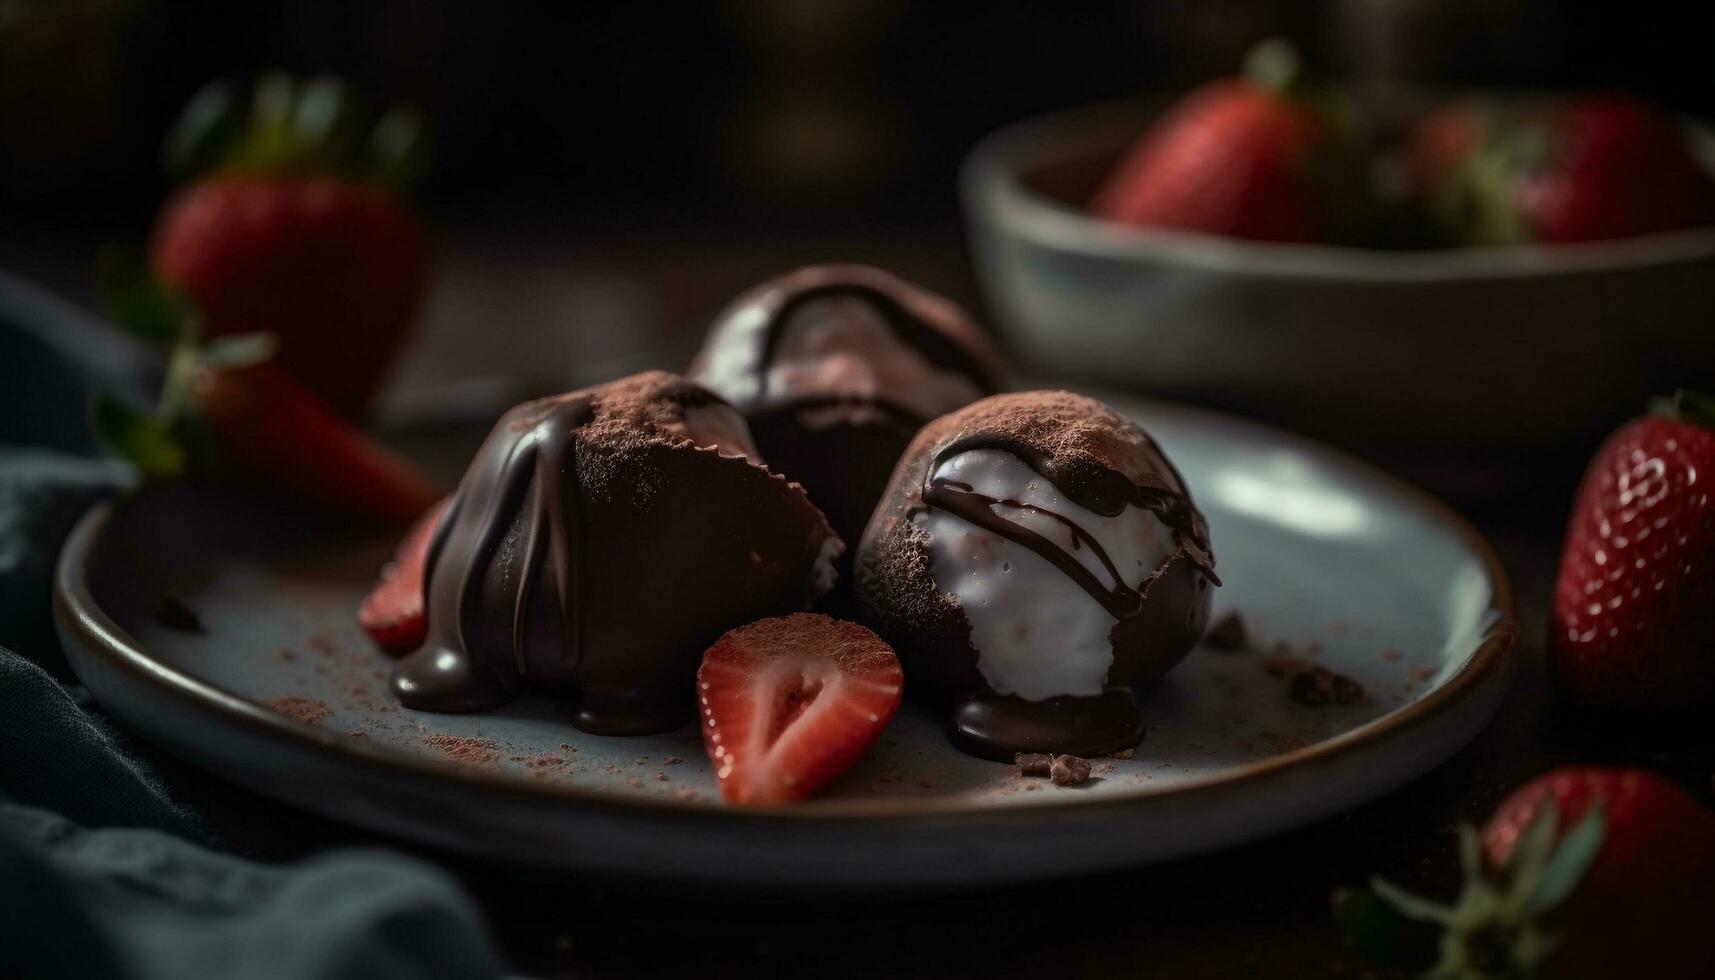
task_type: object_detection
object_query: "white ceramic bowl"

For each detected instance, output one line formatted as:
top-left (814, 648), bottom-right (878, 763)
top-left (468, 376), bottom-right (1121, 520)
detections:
top-left (961, 102), bottom-right (1715, 450)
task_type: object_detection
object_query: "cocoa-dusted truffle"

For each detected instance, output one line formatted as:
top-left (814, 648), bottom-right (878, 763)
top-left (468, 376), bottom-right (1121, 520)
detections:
top-left (391, 371), bottom-right (841, 735)
top-left (854, 391), bottom-right (1218, 761)
top-left (688, 264), bottom-right (1001, 554)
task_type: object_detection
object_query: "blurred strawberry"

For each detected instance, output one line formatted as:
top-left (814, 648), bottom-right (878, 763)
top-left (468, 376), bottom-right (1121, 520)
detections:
top-left (1337, 767), bottom-right (1715, 979)
top-left (1550, 391), bottom-right (1715, 710)
top-left (1091, 39), bottom-right (1359, 243)
top-left (93, 257), bottom-right (441, 525)
top-left (149, 74), bottom-right (429, 418)
top-left (1414, 94), bottom-right (1715, 245)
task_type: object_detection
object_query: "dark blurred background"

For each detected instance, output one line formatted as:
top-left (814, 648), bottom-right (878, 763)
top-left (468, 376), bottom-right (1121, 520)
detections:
top-left (4, 0), bottom-right (1714, 491)
top-left (4, 0), bottom-right (1713, 235)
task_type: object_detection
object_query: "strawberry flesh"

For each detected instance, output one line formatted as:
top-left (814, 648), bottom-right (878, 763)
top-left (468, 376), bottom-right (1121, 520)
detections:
top-left (1092, 80), bottom-right (1326, 242)
top-left (697, 613), bottom-right (903, 806)
top-left (1552, 413), bottom-right (1715, 708)
top-left (359, 497), bottom-right (450, 654)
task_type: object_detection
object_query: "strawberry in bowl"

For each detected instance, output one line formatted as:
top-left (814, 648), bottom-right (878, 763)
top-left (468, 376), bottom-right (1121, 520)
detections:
top-left (1090, 39), bottom-right (1361, 243)
top-left (1411, 94), bottom-right (1715, 246)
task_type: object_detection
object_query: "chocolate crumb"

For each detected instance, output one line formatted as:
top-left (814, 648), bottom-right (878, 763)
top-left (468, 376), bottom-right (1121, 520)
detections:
top-left (155, 596), bottom-right (205, 634)
top-left (558, 742), bottom-right (572, 750)
top-left (655, 771), bottom-right (669, 781)
top-left (1050, 754), bottom-right (1091, 786)
top-left (1109, 748), bottom-right (1136, 760)
top-left (627, 777), bottom-right (643, 788)
top-left (1024, 782), bottom-right (1042, 792)
top-left (1204, 612), bottom-right (1247, 651)
top-left (260, 695), bottom-right (331, 726)
top-left (346, 729), bottom-right (367, 738)
top-left (1015, 753), bottom-right (1053, 777)
top-left (424, 734), bottom-right (498, 766)
top-left (663, 756), bottom-right (682, 765)
top-left (1290, 666), bottom-right (1365, 705)
top-left (1262, 646), bottom-right (1308, 678)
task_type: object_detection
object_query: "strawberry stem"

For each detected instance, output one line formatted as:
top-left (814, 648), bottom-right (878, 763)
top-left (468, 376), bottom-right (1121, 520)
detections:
top-left (1651, 389), bottom-right (1715, 429)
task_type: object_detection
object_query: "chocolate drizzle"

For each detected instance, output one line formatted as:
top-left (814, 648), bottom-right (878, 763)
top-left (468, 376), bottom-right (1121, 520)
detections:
top-left (919, 435), bottom-right (1219, 618)
top-left (396, 397), bottom-right (594, 710)
top-left (922, 479), bottom-right (1147, 619)
top-left (753, 282), bottom-right (999, 398)
top-left (389, 371), bottom-right (844, 733)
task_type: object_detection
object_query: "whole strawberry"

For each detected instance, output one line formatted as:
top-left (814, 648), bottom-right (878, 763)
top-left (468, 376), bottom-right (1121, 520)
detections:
top-left (1552, 391), bottom-right (1715, 710)
top-left (1091, 39), bottom-right (1358, 243)
top-left (1415, 94), bottom-right (1715, 246)
top-left (149, 74), bottom-right (429, 418)
top-left (1340, 767), bottom-right (1715, 980)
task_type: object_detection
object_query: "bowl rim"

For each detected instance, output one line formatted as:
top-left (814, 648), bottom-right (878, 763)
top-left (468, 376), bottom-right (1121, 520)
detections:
top-left (960, 99), bottom-right (1715, 283)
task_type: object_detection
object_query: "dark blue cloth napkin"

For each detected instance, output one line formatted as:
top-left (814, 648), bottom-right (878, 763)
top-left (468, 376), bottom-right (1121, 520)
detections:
top-left (0, 272), bottom-right (505, 980)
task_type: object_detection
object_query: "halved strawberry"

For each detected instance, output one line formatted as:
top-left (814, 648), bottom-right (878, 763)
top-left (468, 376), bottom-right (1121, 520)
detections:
top-left (697, 613), bottom-right (903, 806)
top-left (359, 496), bottom-right (450, 653)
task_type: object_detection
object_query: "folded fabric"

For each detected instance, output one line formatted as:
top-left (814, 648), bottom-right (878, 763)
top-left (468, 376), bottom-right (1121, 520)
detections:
top-left (0, 274), bottom-right (506, 980)
top-left (0, 804), bottom-right (505, 980)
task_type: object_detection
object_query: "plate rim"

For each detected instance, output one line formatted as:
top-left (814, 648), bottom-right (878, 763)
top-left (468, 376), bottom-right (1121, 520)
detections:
top-left (54, 399), bottom-right (1517, 829)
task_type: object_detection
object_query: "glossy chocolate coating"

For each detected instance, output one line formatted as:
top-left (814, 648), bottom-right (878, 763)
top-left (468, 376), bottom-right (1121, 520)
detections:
top-left (391, 371), bottom-right (840, 735)
top-left (854, 391), bottom-right (1217, 761)
top-left (688, 264), bottom-right (1001, 552)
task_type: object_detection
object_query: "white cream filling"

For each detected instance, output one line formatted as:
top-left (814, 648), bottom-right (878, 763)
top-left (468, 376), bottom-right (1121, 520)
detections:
top-left (700, 296), bottom-right (983, 426)
top-left (913, 449), bottom-right (1175, 701)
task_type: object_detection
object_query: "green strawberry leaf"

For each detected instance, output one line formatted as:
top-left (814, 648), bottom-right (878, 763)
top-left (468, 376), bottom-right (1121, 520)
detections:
top-left (1528, 806), bottom-right (1605, 914)
top-left (1506, 802), bottom-right (1560, 888)
top-left (1370, 875), bottom-right (1456, 925)
top-left (96, 247), bottom-right (193, 347)
top-left (163, 80), bottom-right (241, 179)
top-left (1652, 389), bottom-right (1715, 429)
top-left (1244, 38), bottom-right (1302, 94)
top-left (1332, 886), bottom-right (1442, 970)
top-left (292, 75), bottom-right (360, 171)
top-left (367, 106), bottom-right (430, 193)
top-left (90, 393), bottom-right (185, 479)
top-left (200, 332), bottom-right (278, 371)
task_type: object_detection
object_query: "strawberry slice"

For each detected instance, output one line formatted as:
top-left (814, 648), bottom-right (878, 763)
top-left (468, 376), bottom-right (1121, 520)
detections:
top-left (359, 496), bottom-right (450, 654)
top-left (697, 613), bottom-right (903, 806)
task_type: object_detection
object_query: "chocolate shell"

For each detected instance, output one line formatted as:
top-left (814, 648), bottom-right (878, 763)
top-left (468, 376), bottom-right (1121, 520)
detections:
top-left (853, 391), bottom-right (1218, 761)
top-left (688, 264), bottom-right (1001, 553)
top-left (391, 371), bottom-right (841, 735)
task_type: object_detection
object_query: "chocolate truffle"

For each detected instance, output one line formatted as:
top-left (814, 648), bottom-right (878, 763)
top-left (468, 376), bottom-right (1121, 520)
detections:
top-left (391, 371), bottom-right (841, 735)
top-left (688, 264), bottom-right (1002, 555)
top-left (854, 391), bottom-right (1218, 761)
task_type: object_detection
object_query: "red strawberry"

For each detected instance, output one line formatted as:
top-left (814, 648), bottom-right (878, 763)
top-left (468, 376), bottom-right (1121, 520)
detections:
top-left (1552, 391), bottom-right (1715, 709)
top-left (148, 74), bottom-right (429, 417)
top-left (697, 613), bottom-right (903, 806)
top-left (1417, 94), bottom-right (1715, 245)
top-left (1345, 768), bottom-right (1715, 979)
top-left (190, 362), bottom-right (442, 525)
top-left (1091, 39), bottom-right (1347, 243)
top-left (360, 497), bottom-right (450, 653)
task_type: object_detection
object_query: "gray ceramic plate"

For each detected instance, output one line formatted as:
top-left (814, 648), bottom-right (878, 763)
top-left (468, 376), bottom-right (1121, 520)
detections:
top-left (55, 398), bottom-right (1514, 887)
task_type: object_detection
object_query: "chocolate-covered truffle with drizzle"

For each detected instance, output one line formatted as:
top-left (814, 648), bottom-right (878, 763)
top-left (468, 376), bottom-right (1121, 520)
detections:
top-left (391, 371), bottom-right (841, 735)
top-left (854, 391), bottom-right (1218, 761)
top-left (689, 265), bottom-right (1001, 554)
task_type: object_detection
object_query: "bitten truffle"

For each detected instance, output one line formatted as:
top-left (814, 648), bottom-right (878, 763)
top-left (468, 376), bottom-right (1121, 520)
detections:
top-left (688, 264), bottom-right (1001, 555)
top-left (391, 371), bottom-right (841, 735)
top-left (854, 391), bottom-right (1217, 761)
